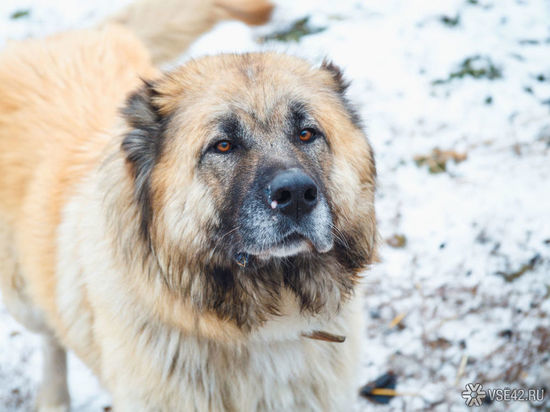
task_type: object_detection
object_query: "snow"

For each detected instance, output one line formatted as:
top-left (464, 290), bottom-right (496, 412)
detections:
top-left (1, 0), bottom-right (549, 410)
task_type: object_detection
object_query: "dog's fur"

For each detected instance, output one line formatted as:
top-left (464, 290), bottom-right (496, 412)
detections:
top-left (107, 0), bottom-right (274, 64)
top-left (0, 1), bottom-right (377, 411)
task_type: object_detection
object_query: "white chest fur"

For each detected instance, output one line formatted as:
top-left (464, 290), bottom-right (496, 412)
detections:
top-left (55, 175), bottom-right (363, 411)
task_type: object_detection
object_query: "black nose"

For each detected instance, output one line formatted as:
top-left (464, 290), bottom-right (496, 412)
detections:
top-left (268, 169), bottom-right (318, 219)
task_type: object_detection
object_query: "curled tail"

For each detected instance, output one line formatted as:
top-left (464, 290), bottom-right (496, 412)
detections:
top-left (106, 0), bottom-right (273, 65)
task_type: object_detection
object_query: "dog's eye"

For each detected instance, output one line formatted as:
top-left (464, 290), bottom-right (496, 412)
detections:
top-left (299, 128), bottom-right (316, 143)
top-left (215, 140), bottom-right (232, 153)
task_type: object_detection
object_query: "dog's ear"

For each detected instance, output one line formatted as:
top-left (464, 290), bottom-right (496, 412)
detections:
top-left (122, 80), bottom-right (162, 132)
top-left (121, 81), bottom-right (166, 243)
top-left (320, 60), bottom-right (350, 95)
top-left (320, 60), bottom-right (361, 127)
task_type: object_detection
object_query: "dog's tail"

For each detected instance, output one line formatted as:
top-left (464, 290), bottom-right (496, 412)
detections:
top-left (106, 0), bottom-right (273, 65)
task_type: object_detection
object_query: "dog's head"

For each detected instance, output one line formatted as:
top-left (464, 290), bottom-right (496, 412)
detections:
top-left (120, 53), bottom-right (376, 335)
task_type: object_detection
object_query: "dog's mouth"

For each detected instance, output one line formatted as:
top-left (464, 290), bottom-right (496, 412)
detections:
top-left (257, 232), bottom-right (311, 259)
top-left (240, 231), bottom-right (311, 261)
top-left (232, 226), bottom-right (335, 268)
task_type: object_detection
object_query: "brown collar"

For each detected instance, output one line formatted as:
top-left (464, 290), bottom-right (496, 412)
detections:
top-left (302, 330), bottom-right (346, 343)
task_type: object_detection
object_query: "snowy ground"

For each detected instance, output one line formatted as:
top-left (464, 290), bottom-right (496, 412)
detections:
top-left (1, 0), bottom-right (549, 410)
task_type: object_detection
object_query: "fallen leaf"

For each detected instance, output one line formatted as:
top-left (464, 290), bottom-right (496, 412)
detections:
top-left (386, 234), bottom-right (407, 248)
top-left (414, 148), bottom-right (467, 173)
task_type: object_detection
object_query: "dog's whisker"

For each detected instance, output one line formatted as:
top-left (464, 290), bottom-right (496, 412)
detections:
top-left (211, 225), bottom-right (240, 254)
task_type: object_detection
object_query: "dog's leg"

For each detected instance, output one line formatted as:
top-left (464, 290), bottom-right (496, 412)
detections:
top-left (36, 335), bottom-right (70, 412)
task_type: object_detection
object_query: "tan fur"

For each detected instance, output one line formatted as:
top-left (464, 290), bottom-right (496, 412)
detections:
top-left (108, 0), bottom-right (273, 64)
top-left (0, 2), bottom-right (376, 411)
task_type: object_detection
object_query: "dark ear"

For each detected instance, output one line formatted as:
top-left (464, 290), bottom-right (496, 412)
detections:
top-left (321, 59), bottom-right (350, 95)
top-left (320, 60), bottom-right (362, 127)
top-left (121, 81), bottom-right (166, 243)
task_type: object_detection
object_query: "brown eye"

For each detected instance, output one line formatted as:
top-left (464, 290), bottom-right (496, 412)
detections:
top-left (299, 128), bottom-right (315, 142)
top-left (216, 140), bottom-right (232, 153)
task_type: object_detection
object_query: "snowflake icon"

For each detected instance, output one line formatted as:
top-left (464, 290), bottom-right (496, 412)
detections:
top-left (462, 383), bottom-right (486, 407)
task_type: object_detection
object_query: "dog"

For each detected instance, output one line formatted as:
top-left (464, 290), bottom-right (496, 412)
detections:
top-left (0, 0), bottom-right (377, 410)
